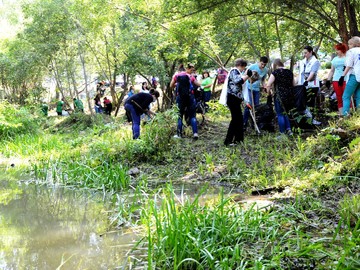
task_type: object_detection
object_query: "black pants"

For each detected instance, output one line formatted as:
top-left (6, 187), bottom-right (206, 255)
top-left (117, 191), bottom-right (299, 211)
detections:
top-left (224, 94), bottom-right (244, 145)
top-left (105, 104), bottom-right (112, 115)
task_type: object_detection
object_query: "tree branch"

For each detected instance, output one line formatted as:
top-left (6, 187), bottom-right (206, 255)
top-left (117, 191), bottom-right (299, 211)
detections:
top-left (229, 11), bottom-right (338, 43)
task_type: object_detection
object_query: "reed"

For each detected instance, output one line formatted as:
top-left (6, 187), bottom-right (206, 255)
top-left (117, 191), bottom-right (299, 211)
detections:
top-left (139, 185), bottom-right (342, 269)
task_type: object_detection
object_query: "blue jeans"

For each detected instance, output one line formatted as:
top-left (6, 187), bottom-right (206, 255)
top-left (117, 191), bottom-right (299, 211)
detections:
top-left (176, 95), bottom-right (198, 136)
top-left (95, 106), bottom-right (103, 114)
top-left (124, 103), bottom-right (140, 139)
top-left (343, 74), bottom-right (360, 116)
top-left (274, 98), bottom-right (291, 133)
top-left (243, 90), bottom-right (260, 127)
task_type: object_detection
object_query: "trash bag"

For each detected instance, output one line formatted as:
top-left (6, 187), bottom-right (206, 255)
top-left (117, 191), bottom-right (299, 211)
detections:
top-left (255, 95), bottom-right (275, 132)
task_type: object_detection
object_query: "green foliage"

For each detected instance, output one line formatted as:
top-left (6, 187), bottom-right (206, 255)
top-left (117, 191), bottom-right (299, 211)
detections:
top-left (0, 101), bottom-right (40, 139)
top-left (49, 113), bottom-right (109, 134)
top-left (339, 194), bottom-right (360, 228)
top-left (140, 185), bottom-right (349, 269)
top-left (33, 157), bottom-right (130, 191)
top-left (119, 109), bottom-right (178, 163)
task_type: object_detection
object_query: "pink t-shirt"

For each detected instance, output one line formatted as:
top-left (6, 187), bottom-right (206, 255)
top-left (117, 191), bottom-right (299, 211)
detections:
top-left (172, 71), bottom-right (196, 84)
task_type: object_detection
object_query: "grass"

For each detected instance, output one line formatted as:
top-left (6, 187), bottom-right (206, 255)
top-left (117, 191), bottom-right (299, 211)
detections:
top-left (138, 185), bottom-right (360, 269)
top-left (1, 101), bottom-right (360, 269)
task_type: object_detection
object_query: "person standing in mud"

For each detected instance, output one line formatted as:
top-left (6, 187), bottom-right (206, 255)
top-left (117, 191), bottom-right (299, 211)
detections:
top-left (224, 58), bottom-right (253, 146)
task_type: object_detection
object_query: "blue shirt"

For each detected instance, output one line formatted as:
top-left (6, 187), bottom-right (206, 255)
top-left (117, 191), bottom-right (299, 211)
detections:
top-left (331, 56), bottom-right (346, 81)
top-left (246, 63), bottom-right (268, 91)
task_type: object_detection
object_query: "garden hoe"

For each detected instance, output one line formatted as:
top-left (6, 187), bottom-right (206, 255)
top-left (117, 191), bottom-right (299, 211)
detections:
top-left (249, 83), bottom-right (261, 135)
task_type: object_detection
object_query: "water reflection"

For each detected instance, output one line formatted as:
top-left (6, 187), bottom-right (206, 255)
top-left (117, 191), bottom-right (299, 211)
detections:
top-left (0, 183), bottom-right (137, 270)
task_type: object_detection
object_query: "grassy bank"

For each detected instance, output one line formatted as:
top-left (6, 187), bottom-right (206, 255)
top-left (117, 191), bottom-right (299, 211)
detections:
top-left (1, 100), bottom-right (359, 269)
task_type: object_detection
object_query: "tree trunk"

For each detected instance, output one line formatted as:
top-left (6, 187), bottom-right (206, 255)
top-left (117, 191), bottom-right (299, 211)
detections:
top-left (110, 25), bottom-right (119, 107)
top-left (274, 4), bottom-right (283, 60)
top-left (51, 60), bottom-right (69, 107)
top-left (345, 0), bottom-right (359, 37)
top-left (337, 0), bottom-right (349, 42)
top-left (78, 43), bottom-right (93, 115)
top-left (114, 89), bottom-right (127, 117)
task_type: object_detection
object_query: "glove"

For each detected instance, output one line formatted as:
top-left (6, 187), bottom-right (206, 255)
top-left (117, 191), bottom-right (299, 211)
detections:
top-left (338, 76), bottom-right (344, 86)
top-left (325, 80), bottom-right (331, 89)
top-left (236, 92), bottom-right (244, 101)
top-left (303, 81), bottom-right (308, 87)
top-left (200, 86), bottom-right (204, 90)
top-left (246, 69), bottom-right (253, 77)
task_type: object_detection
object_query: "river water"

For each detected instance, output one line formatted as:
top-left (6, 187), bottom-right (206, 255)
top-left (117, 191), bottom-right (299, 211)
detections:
top-left (0, 181), bottom-right (137, 270)
top-left (0, 176), bottom-right (248, 270)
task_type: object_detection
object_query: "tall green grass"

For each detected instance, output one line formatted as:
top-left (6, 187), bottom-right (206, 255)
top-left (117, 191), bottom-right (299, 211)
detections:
top-left (33, 157), bottom-right (130, 191)
top-left (0, 101), bottom-right (41, 139)
top-left (131, 184), bottom-right (360, 269)
top-left (139, 185), bottom-right (349, 269)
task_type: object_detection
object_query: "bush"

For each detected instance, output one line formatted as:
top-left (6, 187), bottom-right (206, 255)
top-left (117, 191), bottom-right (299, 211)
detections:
top-left (0, 101), bottom-right (40, 139)
top-left (321, 61), bottom-right (332, 69)
top-left (120, 109), bottom-right (178, 163)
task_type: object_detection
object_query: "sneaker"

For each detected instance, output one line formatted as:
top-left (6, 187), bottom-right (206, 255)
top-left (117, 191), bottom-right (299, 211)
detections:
top-left (286, 130), bottom-right (293, 136)
top-left (276, 134), bottom-right (287, 140)
top-left (173, 134), bottom-right (182, 139)
top-left (312, 119), bottom-right (322, 125)
top-left (193, 133), bottom-right (199, 140)
top-left (304, 108), bottom-right (312, 118)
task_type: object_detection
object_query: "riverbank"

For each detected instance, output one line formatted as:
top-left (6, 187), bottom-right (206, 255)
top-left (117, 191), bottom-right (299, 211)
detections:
top-left (1, 100), bottom-right (360, 269)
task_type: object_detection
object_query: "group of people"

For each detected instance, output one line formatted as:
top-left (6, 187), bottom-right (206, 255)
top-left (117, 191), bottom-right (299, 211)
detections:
top-left (96, 39), bottom-right (360, 142)
top-left (326, 36), bottom-right (360, 117)
top-left (54, 97), bottom-right (84, 116)
top-left (94, 93), bottom-right (113, 115)
top-left (223, 49), bottom-right (322, 146)
top-left (224, 39), bottom-right (360, 146)
top-left (55, 94), bottom-right (113, 116)
top-left (124, 65), bottom-right (214, 140)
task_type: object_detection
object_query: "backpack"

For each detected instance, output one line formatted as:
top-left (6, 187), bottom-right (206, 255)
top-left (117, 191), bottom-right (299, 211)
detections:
top-left (217, 68), bottom-right (228, 85)
top-left (176, 74), bottom-right (192, 100)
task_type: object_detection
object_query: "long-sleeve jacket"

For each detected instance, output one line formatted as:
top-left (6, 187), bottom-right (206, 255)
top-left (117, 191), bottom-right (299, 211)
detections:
top-left (227, 68), bottom-right (245, 100)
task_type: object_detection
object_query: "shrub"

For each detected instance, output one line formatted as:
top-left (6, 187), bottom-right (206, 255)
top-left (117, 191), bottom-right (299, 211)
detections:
top-left (0, 101), bottom-right (40, 139)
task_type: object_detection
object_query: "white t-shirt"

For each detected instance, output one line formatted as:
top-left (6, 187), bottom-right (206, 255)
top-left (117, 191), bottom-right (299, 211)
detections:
top-left (345, 47), bottom-right (360, 82)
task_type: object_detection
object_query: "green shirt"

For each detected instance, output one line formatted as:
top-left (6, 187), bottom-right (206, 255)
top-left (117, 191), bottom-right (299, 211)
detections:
top-left (74, 99), bottom-right (84, 111)
top-left (41, 104), bottom-right (48, 116)
top-left (56, 100), bottom-right (64, 113)
top-left (201, 77), bottom-right (213, 92)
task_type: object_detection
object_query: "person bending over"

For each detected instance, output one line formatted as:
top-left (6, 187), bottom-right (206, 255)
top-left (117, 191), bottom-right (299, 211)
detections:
top-left (124, 90), bottom-right (160, 139)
